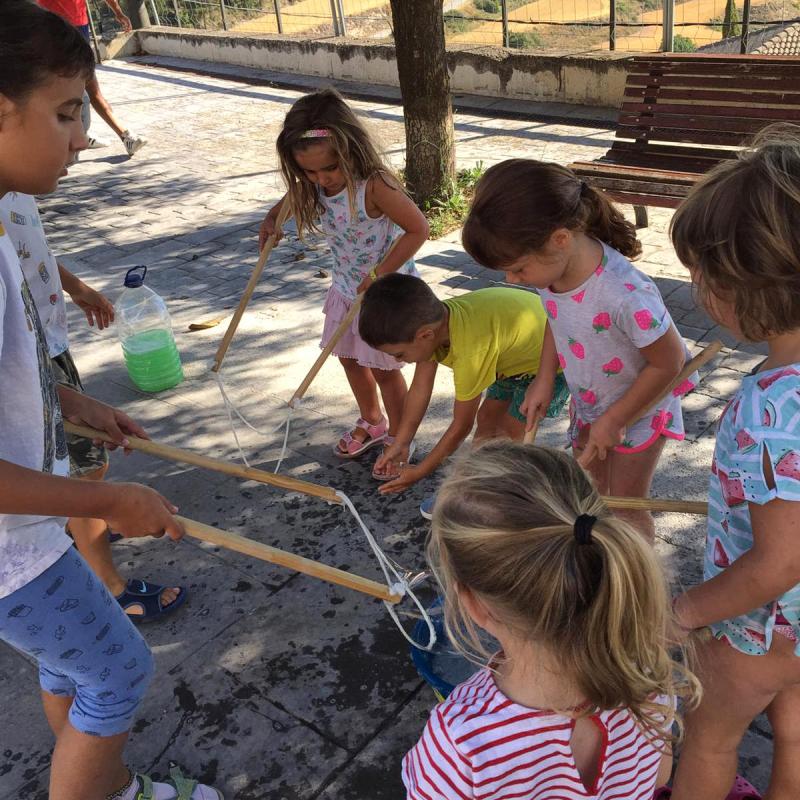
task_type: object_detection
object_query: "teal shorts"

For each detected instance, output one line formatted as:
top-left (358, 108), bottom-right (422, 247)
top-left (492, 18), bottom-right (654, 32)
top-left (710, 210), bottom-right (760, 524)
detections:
top-left (485, 372), bottom-right (570, 424)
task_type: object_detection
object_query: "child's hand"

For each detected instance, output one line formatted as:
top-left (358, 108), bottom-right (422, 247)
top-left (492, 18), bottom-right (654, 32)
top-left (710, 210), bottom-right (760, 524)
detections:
top-left (104, 483), bottom-right (184, 541)
top-left (67, 282), bottom-right (115, 330)
top-left (577, 411), bottom-right (625, 467)
top-left (374, 441), bottom-right (410, 476)
top-left (379, 463), bottom-right (426, 495)
top-left (356, 274), bottom-right (375, 295)
top-left (520, 376), bottom-right (555, 432)
top-left (258, 210), bottom-right (283, 251)
top-left (58, 389), bottom-right (148, 452)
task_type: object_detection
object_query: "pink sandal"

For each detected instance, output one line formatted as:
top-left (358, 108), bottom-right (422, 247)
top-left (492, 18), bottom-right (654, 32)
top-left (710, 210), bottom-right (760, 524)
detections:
top-left (334, 416), bottom-right (388, 459)
top-left (651, 775), bottom-right (761, 800)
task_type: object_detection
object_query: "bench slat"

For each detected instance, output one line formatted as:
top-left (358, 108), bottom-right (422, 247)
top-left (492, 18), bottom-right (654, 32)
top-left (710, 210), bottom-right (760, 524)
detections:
top-left (610, 141), bottom-right (735, 161)
top-left (624, 86), bottom-right (800, 105)
top-left (620, 101), bottom-right (800, 122)
top-left (618, 112), bottom-right (769, 134)
top-left (626, 74), bottom-right (800, 91)
top-left (571, 162), bottom-right (698, 184)
top-left (615, 125), bottom-right (751, 146)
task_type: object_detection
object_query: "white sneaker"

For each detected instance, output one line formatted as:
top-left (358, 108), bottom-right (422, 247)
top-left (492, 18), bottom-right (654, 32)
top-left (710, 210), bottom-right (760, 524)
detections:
top-left (87, 136), bottom-right (109, 149)
top-left (121, 131), bottom-right (147, 157)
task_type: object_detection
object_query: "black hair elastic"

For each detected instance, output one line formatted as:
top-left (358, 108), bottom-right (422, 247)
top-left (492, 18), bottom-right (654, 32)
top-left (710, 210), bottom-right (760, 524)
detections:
top-left (579, 180), bottom-right (590, 196)
top-left (574, 514), bottom-right (596, 545)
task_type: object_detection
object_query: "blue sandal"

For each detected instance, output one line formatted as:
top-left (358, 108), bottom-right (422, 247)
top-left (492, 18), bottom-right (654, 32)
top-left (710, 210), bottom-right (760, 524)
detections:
top-left (115, 579), bottom-right (187, 624)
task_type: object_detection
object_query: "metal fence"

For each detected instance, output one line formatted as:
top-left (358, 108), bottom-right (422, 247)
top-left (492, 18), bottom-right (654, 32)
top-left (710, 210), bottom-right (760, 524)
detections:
top-left (88, 0), bottom-right (800, 53)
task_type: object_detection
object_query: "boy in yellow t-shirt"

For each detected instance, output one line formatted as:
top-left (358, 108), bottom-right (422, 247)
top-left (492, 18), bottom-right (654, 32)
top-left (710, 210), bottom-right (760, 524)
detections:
top-left (359, 274), bottom-right (568, 508)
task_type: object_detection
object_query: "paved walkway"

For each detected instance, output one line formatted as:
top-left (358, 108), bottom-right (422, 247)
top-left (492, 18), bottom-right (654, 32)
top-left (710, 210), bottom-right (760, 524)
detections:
top-left (0, 58), bottom-right (770, 799)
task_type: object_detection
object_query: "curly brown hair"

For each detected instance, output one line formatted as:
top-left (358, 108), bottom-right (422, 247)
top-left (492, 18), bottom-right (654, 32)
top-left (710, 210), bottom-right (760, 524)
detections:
top-left (462, 160), bottom-right (641, 269)
top-left (671, 123), bottom-right (800, 342)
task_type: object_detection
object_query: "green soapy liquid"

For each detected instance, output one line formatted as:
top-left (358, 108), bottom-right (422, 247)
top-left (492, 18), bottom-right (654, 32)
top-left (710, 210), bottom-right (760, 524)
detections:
top-left (122, 329), bottom-right (184, 392)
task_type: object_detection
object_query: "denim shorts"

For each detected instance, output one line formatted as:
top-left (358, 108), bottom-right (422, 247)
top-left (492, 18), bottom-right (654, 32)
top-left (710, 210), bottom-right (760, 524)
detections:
top-left (486, 371), bottom-right (570, 424)
top-left (0, 549), bottom-right (154, 737)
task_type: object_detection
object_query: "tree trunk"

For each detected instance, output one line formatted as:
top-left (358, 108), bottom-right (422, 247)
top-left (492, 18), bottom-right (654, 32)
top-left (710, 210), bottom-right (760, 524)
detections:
top-left (389, 0), bottom-right (455, 208)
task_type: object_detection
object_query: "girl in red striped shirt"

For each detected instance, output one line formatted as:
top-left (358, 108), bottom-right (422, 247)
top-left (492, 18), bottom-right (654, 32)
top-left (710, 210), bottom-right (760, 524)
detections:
top-left (403, 442), bottom-right (699, 800)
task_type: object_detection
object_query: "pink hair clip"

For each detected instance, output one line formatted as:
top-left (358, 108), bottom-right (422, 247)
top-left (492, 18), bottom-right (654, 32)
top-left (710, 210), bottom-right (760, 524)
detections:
top-left (300, 128), bottom-right (331, 139)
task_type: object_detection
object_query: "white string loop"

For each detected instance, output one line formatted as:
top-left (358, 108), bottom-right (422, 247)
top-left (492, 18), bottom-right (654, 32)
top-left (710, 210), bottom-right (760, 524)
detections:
top-left (336, 490), bottom-right (437, 652)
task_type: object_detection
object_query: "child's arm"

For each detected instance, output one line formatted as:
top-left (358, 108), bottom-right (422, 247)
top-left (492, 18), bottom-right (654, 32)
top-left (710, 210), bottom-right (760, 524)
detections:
top-left (258, 193), bottom-right (291, 250)
top-left (520, 321), bottom-right (559, 431)
top-left (379, 370), bottom-right (481, 494)
top-left (675, 494), bottom-right (800, 630)
top-left (58, 263), bottom-right (115, 330)
top-left (578, 325), bottom-right (684, 467)
top-left (357, 176), bottom-right (429, 294)
top-left (0, 460), bottom-right (184, 540)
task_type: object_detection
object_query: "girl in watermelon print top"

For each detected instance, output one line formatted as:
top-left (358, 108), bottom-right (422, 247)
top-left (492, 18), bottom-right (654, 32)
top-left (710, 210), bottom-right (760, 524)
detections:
top-left (669, 126), bottom-right (800, 800)
top-left (462, 160), bottom-right (695, 541)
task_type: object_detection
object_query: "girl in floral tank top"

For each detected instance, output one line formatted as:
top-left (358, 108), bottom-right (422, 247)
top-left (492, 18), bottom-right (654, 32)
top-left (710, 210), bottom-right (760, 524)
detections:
top-left (260, 89), bottom-right (428, 479)
top-left (462, 160), bottom-right (696, 542)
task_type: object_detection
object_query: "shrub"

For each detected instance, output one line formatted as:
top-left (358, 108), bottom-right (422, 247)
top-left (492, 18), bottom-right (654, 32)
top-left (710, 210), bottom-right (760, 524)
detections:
top-left (444, 10), bottom-right (474, 33)
top-left (475, 0), bottom-right (501, 13)
top-left (673, 34), bottom-right (696, 51)
top-left (508, 29), bottom-right (543, 48)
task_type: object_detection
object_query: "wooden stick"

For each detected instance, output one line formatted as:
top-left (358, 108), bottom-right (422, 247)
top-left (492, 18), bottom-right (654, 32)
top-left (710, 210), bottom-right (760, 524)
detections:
top-left (64, 422), bottom-right (343, 506)
top-left (178, 515), bottom-right (401, 603)
top-left (523, 417), bottom-right (540, 445)
top-left (288, 237), bottom-right (403, 408)
top-left (289, 294), bottom-right (363, 408)
top-left (212, 200), bottom-right (293, 373)
top-left (644, 339), bottom-right (724, 416)
top-left (601, 495), bottom-right (708, 515)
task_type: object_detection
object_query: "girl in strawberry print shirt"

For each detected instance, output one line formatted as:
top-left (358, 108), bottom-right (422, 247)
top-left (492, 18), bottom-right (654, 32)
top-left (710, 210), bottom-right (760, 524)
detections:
top-left (260, 89), bottom-right (428, 477)
top-left (462, 161), bottom-right (695, 540)
top-left (668, 126), bottom-right (800, 800)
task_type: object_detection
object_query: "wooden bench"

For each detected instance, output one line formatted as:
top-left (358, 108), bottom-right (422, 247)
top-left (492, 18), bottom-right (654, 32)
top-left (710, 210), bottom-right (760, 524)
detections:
top-left (570, 54), bottom-right (800, 227)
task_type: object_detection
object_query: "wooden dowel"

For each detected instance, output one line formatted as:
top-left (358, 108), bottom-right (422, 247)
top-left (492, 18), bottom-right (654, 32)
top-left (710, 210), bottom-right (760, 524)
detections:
top-left (523, 417), bottom-right (540, 445)
top-left (178, 515), bottom-right (401, 603)
top-left (212, 200), bottom-right (293, 373)
top-left (602, 495), bottom-right (708, 515)
top-left (64, 422), bottom-right (342, 506)
top-left (289, 293), bottom-right (362, 408)
top-left (644, 339), bottom-right (724, 416)
top-left (288, 237), bottom-right (402, 408)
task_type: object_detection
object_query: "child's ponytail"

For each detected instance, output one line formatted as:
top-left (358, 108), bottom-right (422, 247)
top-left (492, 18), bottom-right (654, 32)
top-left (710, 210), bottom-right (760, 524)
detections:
top-left (581, 182), bottom-right (642, 260)
top-left (462, 159), bottom-right (641, 268)
top-left (429, 442), bottom-right (699, 743)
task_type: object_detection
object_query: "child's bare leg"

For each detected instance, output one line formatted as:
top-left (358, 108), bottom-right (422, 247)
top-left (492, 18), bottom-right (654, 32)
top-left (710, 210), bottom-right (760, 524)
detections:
top-left (371, 367), bottom-right (407, 435)
top-left (41, 692), bottom-right (131, 800)
top-left (475, 398), bottom-right (512, 441)
top-left (672, 635), bottom-right (796, 800)
top-left (69, 465), bottom-right (179, 614)
top-left (574, 438), bottom-right (665, 542)
top-left (339, 357), bottom-right (383, 446)
top-left (764, 663), bottom-right (800, 797)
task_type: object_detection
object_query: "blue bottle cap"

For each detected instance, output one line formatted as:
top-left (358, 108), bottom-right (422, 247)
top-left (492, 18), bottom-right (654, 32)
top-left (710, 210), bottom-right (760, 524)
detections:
top-left (124, 265), bottom-right (148, 288)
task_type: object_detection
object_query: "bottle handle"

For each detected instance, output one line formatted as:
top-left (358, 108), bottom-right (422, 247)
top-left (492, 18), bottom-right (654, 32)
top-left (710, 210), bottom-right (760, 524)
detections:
top-left (124, 265), bottom-right (147, 285)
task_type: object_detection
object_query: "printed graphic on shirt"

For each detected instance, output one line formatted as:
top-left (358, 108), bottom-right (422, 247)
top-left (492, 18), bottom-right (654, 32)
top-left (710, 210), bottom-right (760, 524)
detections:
top-left (706, 365), bottom-right (800, 656)
top-left (20, 277), bottom-right (67, 472)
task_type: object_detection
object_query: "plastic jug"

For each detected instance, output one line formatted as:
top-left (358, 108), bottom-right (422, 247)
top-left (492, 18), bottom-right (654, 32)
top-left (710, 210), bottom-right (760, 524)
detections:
top-left (117, 266), bottom-right (184, 392)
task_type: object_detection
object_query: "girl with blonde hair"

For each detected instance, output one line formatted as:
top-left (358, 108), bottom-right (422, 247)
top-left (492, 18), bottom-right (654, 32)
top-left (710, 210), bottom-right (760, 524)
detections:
top-left (259, 88), bottom-right (428, 478)
top-left (403, 441), bottom-right (699, 800)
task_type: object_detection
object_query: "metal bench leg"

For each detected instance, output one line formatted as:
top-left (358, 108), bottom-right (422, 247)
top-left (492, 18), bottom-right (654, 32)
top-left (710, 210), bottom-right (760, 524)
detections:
top-left (634, 205), bottom-right (649, 229)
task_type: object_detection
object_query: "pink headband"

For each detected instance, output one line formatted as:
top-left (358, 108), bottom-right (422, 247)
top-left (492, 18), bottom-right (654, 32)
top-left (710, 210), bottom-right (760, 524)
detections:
top-left (300, 128), bottom-right (331, 139)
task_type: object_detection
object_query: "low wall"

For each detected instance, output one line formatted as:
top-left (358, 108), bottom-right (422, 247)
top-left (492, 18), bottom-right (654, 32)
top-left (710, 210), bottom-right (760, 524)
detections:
top-left (135, 28), bottom-right (632, 108)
